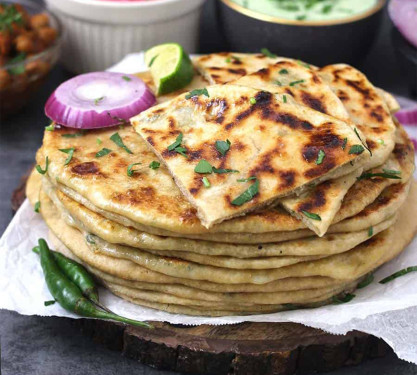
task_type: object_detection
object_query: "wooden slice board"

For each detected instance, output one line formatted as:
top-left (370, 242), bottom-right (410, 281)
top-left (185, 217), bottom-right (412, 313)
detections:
top-left (12, 173), bottom-right (392, 375)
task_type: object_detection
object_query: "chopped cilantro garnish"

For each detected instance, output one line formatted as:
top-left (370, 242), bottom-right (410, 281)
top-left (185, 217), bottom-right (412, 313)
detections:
top-left (315, 150), bottom-right (325, 165)
top-left (194, 159), bottom-right (213, 174)
top-left (95, 148), bottom-right (112, 158)
top-left (379, 267), bottom-right (417, 284)
top-left (127, 162), bottom-right (142, 177)
top-left (283, 95), bottom-right (287, 103)
top-left (349, 144), bottom-right (365, 155)
top-left (301, 210), bottom-right (321, 221)
top-left (237, 176), bottom-right (257, 183)
top-left (94, 96), bottom-right (104, 106)
top-left (202, 176), bottom-right (210, 188)
top-left (297, 60), bottom-right (311, 69)
top-left (173, 146), bottom-right (188, 157)
top-left (226, 55), bottom-right (241, 63)
top-left (289, 79), bottom-right (305, 86)
top-left (34, 201), bottom-right (41, 213)
top-left (45, 124), bottom-right (55, 132)
top-left (7, 52), bottom-right (26, 75)
top-left (357, 171), bottom-right (401, 181)
top-left (149, 161), bottom-right (160, 170)
top-left (354, 128), bottom-right (372, 156)
top-left (260, 48), bottom-right (276, 58)
top-left (96, 138), bottom-right (102, 145)
top-left (322, 4), bottom-right (333, 14)
top-left (61, 131), bottom-right (86, 138)
top-left (59, 147), bottom-right (75, 166)
top-left (122, 75), bottom-right (132, 81)
top-left (332, 293), bottom-right (355, 304)
top-left (36, 156), bottom-right (49, 175)
top-left (168, 133), bottom-right (183, 151)
top-left (250, 97), bottom-right (257, 105)
top-left (357, 274), bottom-right (374, 289)
top-left (342, 137), bottom-right (347, 150)
top-left (368, 226), bottom-right (373, 237)
top-left (383, 169), bottom-right (401, 175)
top-left (110, 132), bottom-right (133, 154)
top-left (279, 69), bottom-right (289, 75)
top-left (212, 167), bottom-right (239, 174)
top-left (185, 88), bottom-right (209, 99)
top-left (231, 178), bottom-right (259, 206)
top-left (167, 133), bottom-right (188, 157)
top-left (215, 139), bottom-right (231, 156)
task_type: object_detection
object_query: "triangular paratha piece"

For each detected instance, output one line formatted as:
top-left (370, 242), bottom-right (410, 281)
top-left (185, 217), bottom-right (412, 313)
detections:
top-left (231, 61), bottom-right (359, 235)
top-left (193, 52), bottom-right (288, 84)
top-left (132, 85), bottom-right (367, 228)
top-left (318, 64), bottom-right (396, 170)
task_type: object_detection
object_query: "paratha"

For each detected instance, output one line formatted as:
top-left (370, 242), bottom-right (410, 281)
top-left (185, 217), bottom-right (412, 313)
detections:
top-left (193, 52), bottom-right (287, 85)
top-left (36, 122), bottom-right (414, 242)
top-left (132, 85), bottom-right (368, 227)
top-left (35, 184), bottom-right (417, 315)
top-left (318, 64), bottom-right (396, 170)
top-left (40, 185), bottom-right (416, 285)
top-left (232, 60), bottom-right (358, 235)
top-left (42, 175), bottom-right (401, 260)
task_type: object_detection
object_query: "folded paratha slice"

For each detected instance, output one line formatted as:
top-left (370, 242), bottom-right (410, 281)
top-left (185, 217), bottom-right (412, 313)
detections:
top-left (193, 52), bottom-right (287, 84)
top-left (318, 64), bottom-right (396, 170)
top-left (232, 60), bottom-right (359, 236)
top-left (280, 168), bottom-right (363, 236)
top-left (132, 85), bottom-right (367, 228)
top-left (232, 59), bottom-right (350, 121)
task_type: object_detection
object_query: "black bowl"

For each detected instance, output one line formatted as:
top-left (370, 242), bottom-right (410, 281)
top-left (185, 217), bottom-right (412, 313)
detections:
top-left (391, 27), bottom-right (417, 98)
top-left (217, 0), bottom-right (386, 66)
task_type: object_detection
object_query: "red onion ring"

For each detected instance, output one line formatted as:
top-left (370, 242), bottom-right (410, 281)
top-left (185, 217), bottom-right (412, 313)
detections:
top-left (45, 72), bottom-right (155, 129)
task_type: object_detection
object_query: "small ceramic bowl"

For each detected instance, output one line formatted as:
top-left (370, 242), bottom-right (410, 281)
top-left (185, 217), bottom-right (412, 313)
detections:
top-left (45, 0), bottom-right (207, 74)
top-left (0, 0), bottom-right (62, 118)
top-left (217, 0), bottom-right (386, 66)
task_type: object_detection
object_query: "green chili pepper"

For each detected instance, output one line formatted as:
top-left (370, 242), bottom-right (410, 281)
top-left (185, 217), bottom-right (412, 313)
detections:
top-left (33, 246), bottom-right (110, 313)
top-left (36, 239), bottom-right (152, 329)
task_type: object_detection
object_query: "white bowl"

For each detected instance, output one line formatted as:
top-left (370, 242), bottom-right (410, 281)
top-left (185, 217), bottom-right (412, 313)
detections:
top-left (45, 0), bottom-right (206, 73)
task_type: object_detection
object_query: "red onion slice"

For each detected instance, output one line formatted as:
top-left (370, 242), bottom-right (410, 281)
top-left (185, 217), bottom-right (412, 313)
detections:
top-left (45, 72), bottom-right (156, 129)
top-left (389, 0), bottom-right (417, 48)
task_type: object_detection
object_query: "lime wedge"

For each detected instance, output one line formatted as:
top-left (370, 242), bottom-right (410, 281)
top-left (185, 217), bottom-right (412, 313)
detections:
top-left (145, 43), bottom-right (194, 96)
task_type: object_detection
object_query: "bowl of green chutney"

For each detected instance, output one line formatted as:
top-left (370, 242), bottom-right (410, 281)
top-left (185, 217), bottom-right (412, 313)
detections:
top-left (217, 0), bottom-right (386, 66)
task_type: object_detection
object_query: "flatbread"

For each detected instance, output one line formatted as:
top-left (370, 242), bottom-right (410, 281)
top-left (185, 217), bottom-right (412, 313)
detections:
top-left (231, 60), bottom-right (357, 235)
top-left (35, 122), bottom-right (414, 242)
top-left (37, 191), bottom-right (350, 294)
top-left (233, 59), bottom-right (350, 120)
top-left (193, 52), bottom-right (287, 84)
top-left (318, 64), bottom-right (396, 170)
top-left (132, 85), bottom-right (367, 227)
top-left (42, 176), bottom-right (399, 260)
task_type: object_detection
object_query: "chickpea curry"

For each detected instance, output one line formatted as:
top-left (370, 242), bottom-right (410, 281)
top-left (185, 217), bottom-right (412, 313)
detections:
top-left (0, 3), bottom-right (59, 116)
top-left (0, 3), bottom-right (57, 88)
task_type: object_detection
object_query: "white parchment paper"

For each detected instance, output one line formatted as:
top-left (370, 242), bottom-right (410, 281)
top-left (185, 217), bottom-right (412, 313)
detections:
top-left (1, 53), bottom-right (417, 364)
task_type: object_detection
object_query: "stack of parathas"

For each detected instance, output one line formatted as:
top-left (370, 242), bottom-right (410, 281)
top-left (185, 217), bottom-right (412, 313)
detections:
top-left (27, 53), bottom-right (417, 316)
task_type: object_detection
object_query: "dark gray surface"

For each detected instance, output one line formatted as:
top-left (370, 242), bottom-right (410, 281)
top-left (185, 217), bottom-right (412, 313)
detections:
top-left (1, 1), bottom-right (417, 374)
